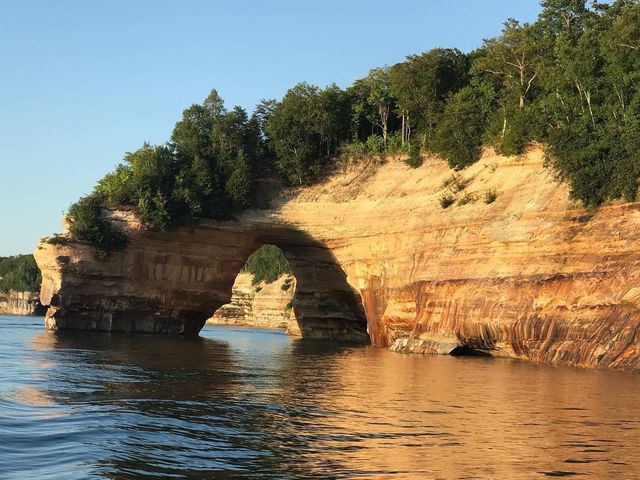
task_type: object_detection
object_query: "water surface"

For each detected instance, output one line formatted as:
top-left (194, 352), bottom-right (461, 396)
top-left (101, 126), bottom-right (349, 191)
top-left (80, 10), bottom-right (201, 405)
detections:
top-left (1, 315), bottom-right (639, 479)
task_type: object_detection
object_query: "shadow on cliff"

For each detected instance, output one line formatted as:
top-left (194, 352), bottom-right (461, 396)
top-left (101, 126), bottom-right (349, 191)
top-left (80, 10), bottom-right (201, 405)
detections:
top-left (246, 225), bottom-right (370, 344)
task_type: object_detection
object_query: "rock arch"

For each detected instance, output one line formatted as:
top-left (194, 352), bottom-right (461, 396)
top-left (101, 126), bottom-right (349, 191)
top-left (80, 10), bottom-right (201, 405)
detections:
top-left (35, 149), bottom-right (640, 371)
top-left (36, 217), bottom-right (369, 342)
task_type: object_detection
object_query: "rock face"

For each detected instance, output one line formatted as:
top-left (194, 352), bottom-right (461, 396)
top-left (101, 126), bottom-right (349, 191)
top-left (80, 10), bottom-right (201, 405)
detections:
top-left (0, 290), bottom-right (45, 316)
top-left (206, 272), bottom-right (298, 333)
top-left (35, 147), bottom-right (640, 371)
top-left (35, 210), bottom-right (368, 341)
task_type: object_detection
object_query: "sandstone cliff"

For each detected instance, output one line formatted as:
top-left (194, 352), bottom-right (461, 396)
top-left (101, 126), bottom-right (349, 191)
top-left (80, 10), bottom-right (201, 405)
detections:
top-left (35, 147), bottom-right (640, 372)
top-left (0, 290), bottom-right (45, 316)
top-left (206, 272), bottom-right (298, 333)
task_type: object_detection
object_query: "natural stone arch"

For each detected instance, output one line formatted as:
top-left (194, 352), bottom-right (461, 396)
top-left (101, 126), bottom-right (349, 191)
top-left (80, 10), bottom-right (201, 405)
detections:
top-left (35, 149), bottom-right (640, 371)
top-left (254, 228), bottom-right (368, 342)
top-left (36, 216), bottom-right (369, 342)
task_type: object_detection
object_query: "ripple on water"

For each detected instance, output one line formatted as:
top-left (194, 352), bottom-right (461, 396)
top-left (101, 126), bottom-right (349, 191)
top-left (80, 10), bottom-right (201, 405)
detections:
top-left (0, 317), bottom-right (639, 479)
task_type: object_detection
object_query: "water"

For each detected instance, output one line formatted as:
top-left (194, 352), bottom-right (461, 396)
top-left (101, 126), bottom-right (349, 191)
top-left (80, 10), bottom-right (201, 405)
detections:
top-left (1, 315), bottom-right (639, 479)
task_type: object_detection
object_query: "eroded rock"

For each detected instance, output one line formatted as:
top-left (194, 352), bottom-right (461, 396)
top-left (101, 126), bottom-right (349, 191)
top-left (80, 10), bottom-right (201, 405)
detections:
top-left (35, 147), bottom-right (640, 371)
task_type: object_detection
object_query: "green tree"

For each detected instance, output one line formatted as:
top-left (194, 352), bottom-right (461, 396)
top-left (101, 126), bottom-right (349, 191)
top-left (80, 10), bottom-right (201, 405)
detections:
top-left (67, 196), bottom-right (128, 259)
top-left (475, 19), bottom-right (543, 111)
top-left (244, 245), bottom-right (291, 285)
top-left (433, 84), bottom-right (495, 169)
top-left (203, 88), bottom-right (226, 119)
top-left (316, 84), bottom-right (352, 155)
top-left (357, 67), bottom-right (393, 145)
top-left (390, 49), bottom-right (470, 147)
top-left (265, 82), bottom-right (324, 185)
top-left (225, 150), bottom-right (252, 209)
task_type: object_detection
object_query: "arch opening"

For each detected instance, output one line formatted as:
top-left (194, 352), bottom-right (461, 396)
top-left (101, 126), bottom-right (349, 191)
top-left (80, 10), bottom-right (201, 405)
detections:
top-left (207, 245), bottom-right (298, 333)
top-left (206, 225), bottom-right (370, 343)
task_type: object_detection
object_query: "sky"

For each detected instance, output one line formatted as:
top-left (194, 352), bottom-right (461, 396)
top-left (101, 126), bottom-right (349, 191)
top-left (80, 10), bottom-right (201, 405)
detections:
top-left (0, 0), bottom-right (542, 256)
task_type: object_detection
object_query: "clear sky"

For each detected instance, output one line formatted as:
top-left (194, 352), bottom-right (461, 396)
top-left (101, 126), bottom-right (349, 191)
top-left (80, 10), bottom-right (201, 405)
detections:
top-left (0, 0), bottom-right (542, 256)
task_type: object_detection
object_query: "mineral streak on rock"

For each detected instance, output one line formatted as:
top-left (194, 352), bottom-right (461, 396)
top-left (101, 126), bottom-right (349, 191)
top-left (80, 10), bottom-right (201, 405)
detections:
top-left (35, 147), bottom-right (640, 371)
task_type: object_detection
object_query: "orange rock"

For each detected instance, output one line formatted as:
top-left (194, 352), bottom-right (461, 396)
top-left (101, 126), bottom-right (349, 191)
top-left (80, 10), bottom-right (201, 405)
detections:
top-left (35, 146), bottom-right (640, 371)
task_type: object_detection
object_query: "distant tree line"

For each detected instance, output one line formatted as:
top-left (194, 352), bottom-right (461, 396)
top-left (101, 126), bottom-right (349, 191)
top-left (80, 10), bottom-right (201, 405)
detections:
top-left (0, 255), bottom-right (41, 293)
top-left (65, 0), bottom-right (639, 256)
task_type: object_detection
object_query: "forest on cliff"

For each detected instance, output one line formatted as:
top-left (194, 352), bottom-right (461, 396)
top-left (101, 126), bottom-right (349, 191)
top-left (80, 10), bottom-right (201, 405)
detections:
top-left (62, 0), bottom-right (639, 257)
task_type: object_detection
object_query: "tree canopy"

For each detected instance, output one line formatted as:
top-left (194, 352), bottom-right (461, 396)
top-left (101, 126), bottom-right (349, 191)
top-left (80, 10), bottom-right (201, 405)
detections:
top-left (64, 0), bottom-right (640, 256)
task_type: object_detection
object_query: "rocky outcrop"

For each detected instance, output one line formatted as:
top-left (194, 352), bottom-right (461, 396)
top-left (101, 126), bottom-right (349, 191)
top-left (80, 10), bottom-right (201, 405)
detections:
top-left (35, 147), bottom-right (640, 371)
top-left (0, 290), bottom-right (45, 316)
top-left (206, 272), bottom-right (298, 333)
top-left (35, 209), bottom-right (367, 341)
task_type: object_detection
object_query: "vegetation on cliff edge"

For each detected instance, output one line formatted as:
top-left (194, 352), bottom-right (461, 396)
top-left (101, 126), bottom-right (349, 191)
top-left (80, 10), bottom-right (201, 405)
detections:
top-left (64, 0), bottom-right (639, 256)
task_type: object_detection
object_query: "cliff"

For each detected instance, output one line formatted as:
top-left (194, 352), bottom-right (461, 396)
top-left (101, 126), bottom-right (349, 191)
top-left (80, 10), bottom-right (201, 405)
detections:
top-left (0, 290), bottom-right (45, 316)
top-left (35, 146), bottom-right (640, 372)
top-left (206, 272), bottom-right (298, 333)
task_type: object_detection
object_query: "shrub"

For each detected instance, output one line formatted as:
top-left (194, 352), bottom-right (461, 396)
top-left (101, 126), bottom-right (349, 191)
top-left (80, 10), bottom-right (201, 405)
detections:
top-left (442, 173), bottom-right (469, 193)
top-left (405, 142), bottom-right (423, 169)
top-left (339, 140), bottom-right (367, 160)
top-left (66, 196), bottom-right (128, 260)
top-left (457, 192), bottom-right (478, 206)
top-left (386, 132), bottom-right (408, 155)
top-left (439, 194), bottom-right (455, 209)
top-left (45, 234), bottom-right (70, 245)
top-left (365, 134), bottom-right (385, 155)
top-left (484, 189), bottom-right (498, 204)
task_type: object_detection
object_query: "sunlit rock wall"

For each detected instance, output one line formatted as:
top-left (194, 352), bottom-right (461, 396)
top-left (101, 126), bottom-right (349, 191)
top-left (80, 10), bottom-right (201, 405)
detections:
top-left (0, 290), bottom-right (45, 316)
top-left (206, 272), bottom-right (298, 333)
top-left (36, 147), bottom-right (640, 371)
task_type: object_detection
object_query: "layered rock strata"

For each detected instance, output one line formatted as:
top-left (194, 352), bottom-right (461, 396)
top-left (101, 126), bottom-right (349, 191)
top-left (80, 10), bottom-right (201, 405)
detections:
top-left (206, 272), bottom-right (298, 333)
top-left (35, 147), bottom-right (640, 371)
top-left (0, 290), bottom-right (45, 316)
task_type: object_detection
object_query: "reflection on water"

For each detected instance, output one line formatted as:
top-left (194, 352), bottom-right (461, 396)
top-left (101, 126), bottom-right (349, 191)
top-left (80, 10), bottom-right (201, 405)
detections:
top-left (1, 315), bottom-right (639, 479)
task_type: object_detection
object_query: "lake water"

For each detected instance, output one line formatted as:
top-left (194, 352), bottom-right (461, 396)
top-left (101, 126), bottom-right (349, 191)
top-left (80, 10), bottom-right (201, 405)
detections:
top-left (1, 315), bottom-right (639, 479)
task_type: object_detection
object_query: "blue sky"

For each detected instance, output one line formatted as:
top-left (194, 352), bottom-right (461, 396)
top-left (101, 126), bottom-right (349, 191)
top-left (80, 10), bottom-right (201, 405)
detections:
top-left (0, 0), bottom-right (542, 256)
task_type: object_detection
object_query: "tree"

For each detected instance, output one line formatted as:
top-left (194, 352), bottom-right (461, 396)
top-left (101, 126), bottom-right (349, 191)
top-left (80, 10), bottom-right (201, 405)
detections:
top-left (254, 99), bottom-right (277, 139)
top-left (203, 88), bottom-right (226, 119)
top-left (212, 106), bottom-right (249, 163)
top-left (358, 67), bottom-right (393, 145)
top-left (0, 255), bottom-right (41, 293)
top-left (316, 84), bottom-right (351, 155)
top-left (225, 150), bottom-right (253, 209)
top-left (265, 82), bottom-right (324, 185)
top-left (171, 104), bottom-right (216, 163)
top-left (432, 84), bottom-right (495, 169)
top-left (390, 49), bottom-right (470, 147)
top-left (475, 19), bottom-right (543, 118)
top-left (543, 0), bottom-right (640, 206)
top-left (539, 0), bottom-right (590, 35)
